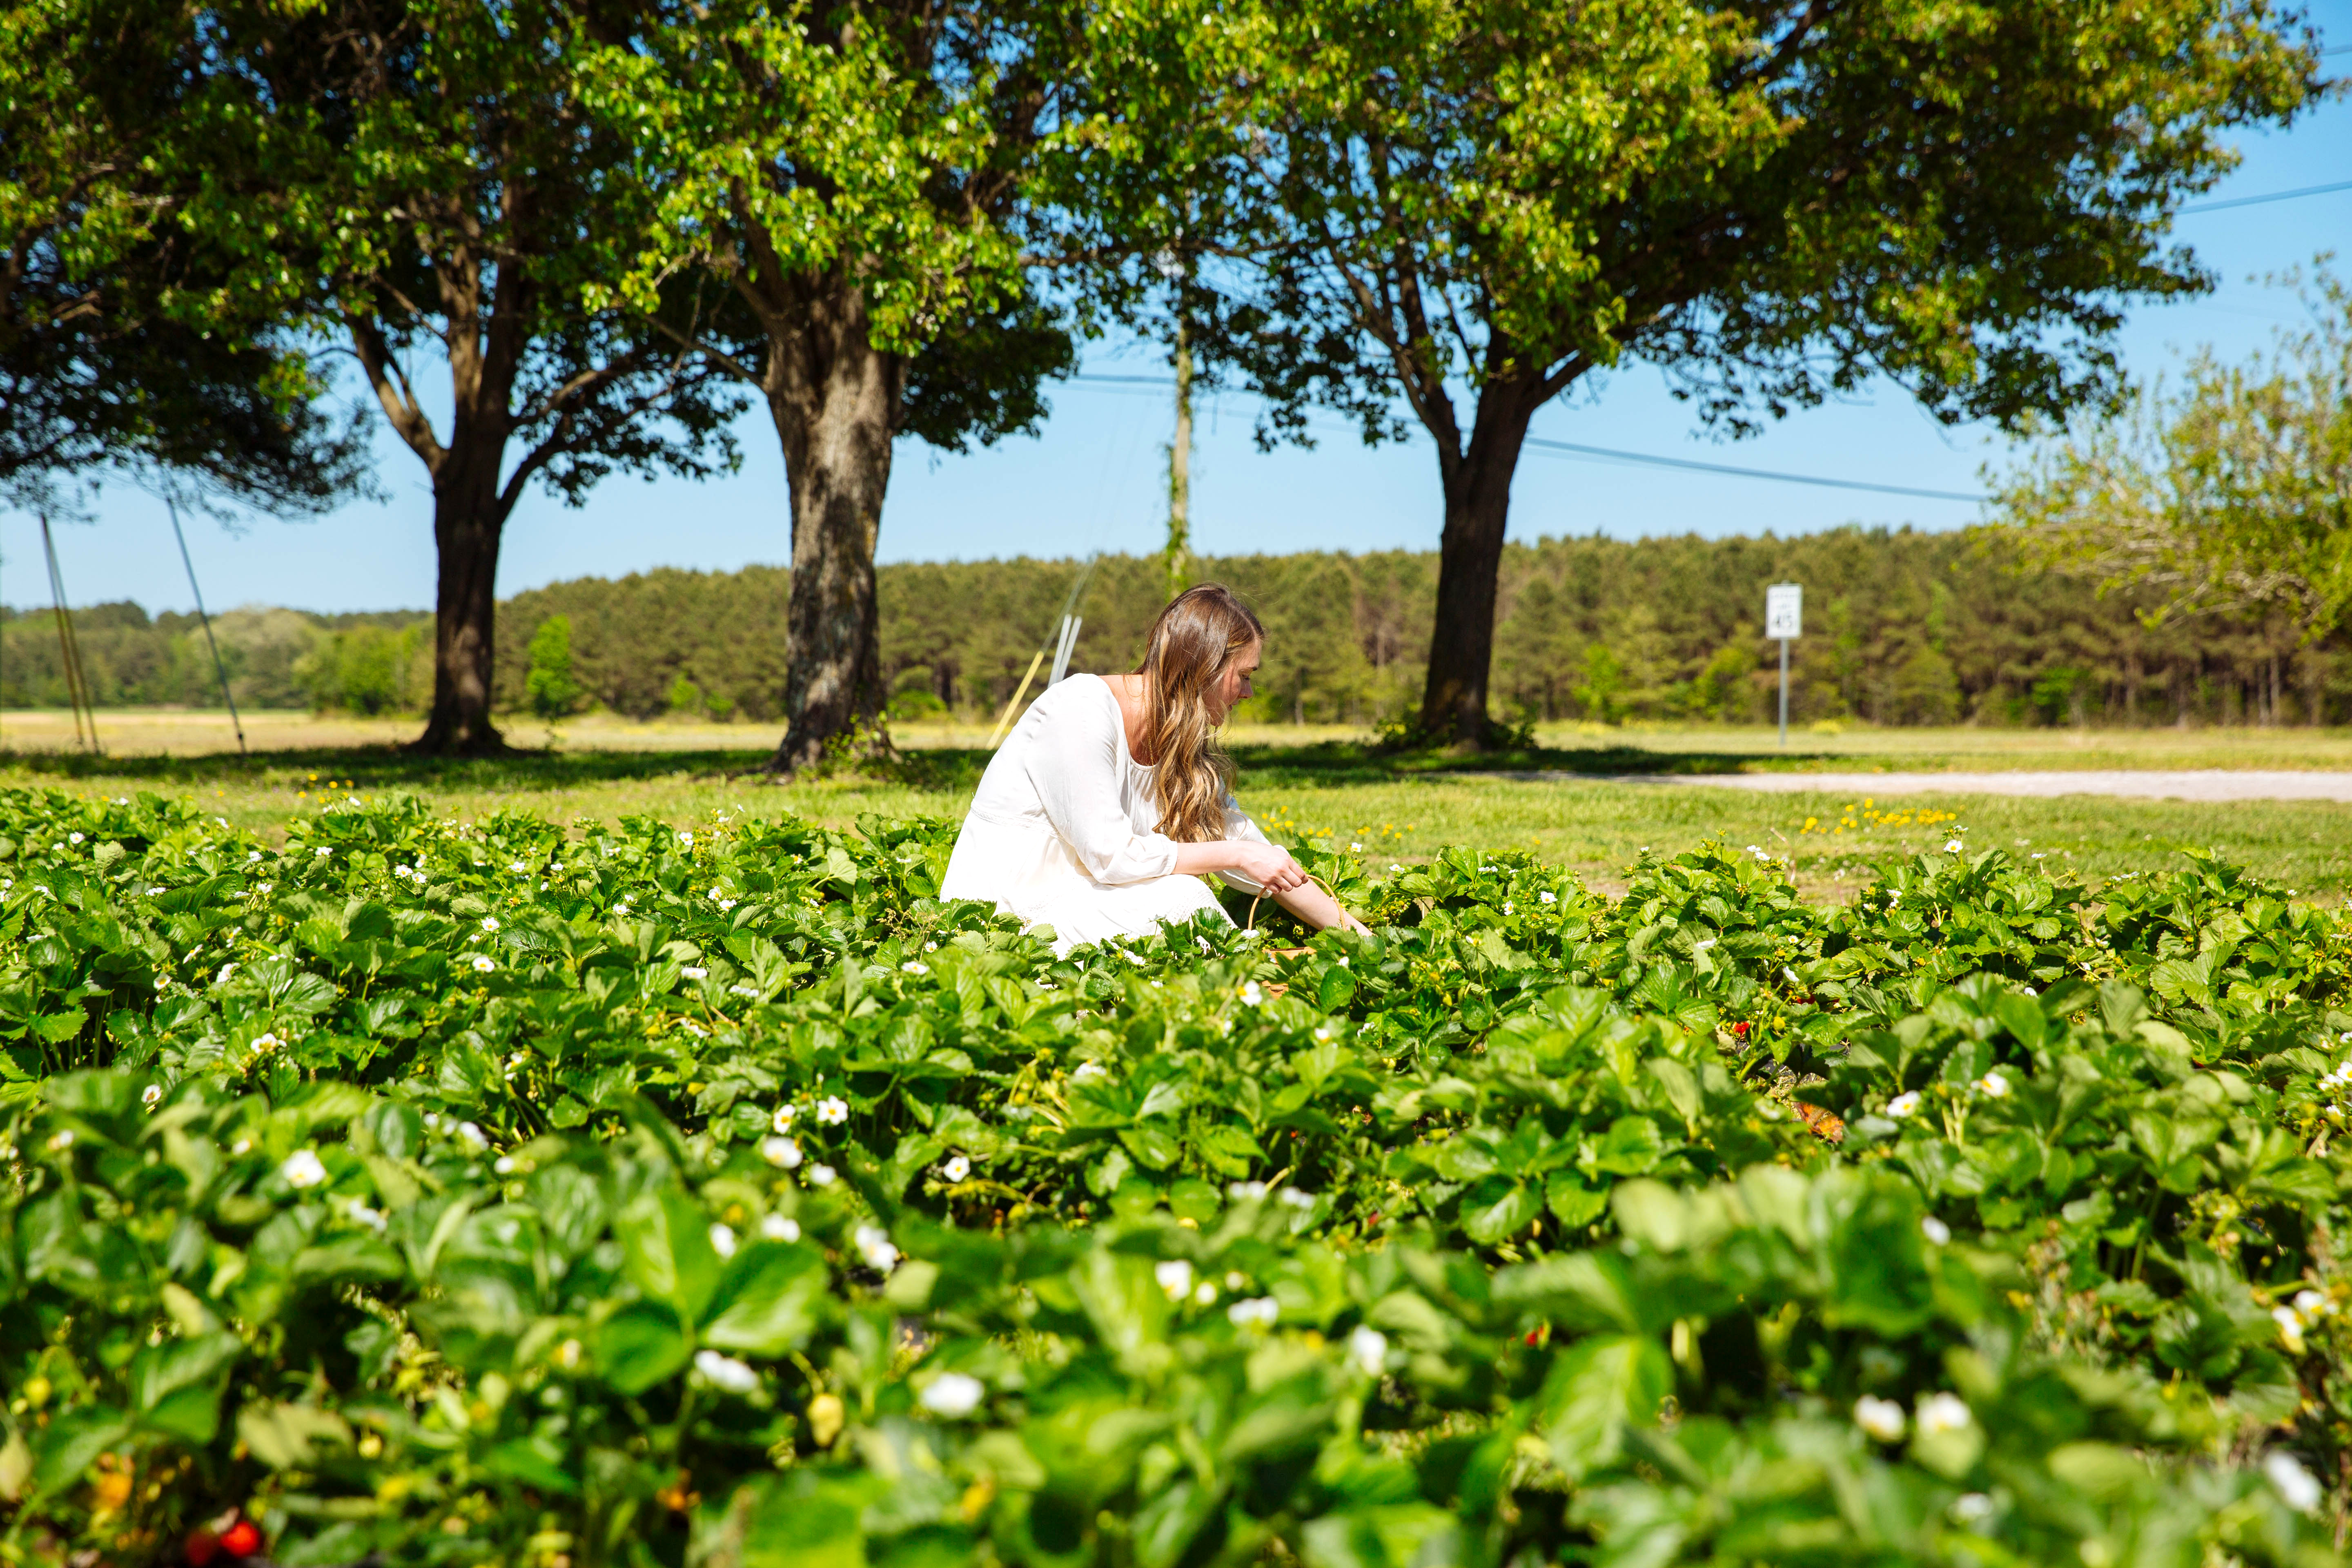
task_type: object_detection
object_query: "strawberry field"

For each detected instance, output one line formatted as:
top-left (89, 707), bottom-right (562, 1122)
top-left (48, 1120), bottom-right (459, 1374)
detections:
top-left (6, 785), bottom-right (2352, 1568)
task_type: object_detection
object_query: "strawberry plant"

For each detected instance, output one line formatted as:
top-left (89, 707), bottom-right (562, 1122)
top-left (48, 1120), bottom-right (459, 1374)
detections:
top-left (4, 786), bottom-right (2352, 1566)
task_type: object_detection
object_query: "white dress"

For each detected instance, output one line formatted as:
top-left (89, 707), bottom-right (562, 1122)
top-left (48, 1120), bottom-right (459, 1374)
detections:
top-left (940, 673), bottom-right (1270, 953)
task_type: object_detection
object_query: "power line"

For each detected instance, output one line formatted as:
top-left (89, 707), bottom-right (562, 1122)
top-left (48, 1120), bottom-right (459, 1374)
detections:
top-left (1069, 373), bottom-right (1986, 502)
top-left (1521, 436), bottom-right (1984, 501)
top-left (2179, 178), bottom-right (2352, 214)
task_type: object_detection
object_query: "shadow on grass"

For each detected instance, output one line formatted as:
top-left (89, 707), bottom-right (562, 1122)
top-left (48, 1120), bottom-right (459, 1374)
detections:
top-left (0, 739), bottom-right (1007, 796)
top-left (1223, 737), bottom-right (1832, 782)
top-left (0, 734), bottom-right (1829, 796)
top-left (0, 744), bottom-right (771, 788)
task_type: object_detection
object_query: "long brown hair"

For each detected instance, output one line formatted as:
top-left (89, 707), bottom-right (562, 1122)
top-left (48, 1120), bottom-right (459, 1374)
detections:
top-left (1137, 584), bottom-right (1263, 843)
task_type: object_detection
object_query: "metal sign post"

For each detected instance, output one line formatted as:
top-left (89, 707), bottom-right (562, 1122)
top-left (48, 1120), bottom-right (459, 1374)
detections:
top-left (1765, 583), bottom-right (1802, 747)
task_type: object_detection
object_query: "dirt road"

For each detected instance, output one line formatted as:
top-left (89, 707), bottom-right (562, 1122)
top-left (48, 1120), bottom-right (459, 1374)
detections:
top-left (1565, 770), bottom-right (2352, 803)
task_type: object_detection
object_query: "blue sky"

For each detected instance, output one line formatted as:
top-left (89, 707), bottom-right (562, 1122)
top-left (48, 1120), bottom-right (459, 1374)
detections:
top-left (8, 10), bottom-right (2350, 615)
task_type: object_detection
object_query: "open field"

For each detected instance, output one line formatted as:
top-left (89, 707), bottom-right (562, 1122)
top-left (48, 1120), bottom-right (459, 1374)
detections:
top-left (17, 706), bottom-right (2352, 770)
top-left (5, 707), bottom-right (2348, 898)
top-left (1519, 720), bottom-right (2352, 772)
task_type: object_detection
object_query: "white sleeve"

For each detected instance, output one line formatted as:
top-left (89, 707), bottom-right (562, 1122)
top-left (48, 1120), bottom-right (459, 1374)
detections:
top-left (1024, 687), bottom-right (1180, 886)
top-left (1216, 791), bottom-right (1270, 892)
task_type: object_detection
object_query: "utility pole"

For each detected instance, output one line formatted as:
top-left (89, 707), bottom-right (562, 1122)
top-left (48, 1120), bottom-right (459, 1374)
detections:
top-left (1165, 311), bottom-right (1192, 601)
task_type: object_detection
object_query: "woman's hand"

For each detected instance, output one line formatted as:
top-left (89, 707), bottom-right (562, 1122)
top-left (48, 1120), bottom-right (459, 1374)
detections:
top-left (1227, 840), bottom-right (1310, 894)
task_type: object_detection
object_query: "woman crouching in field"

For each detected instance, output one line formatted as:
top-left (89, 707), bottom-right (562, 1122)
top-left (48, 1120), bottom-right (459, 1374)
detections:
top-left (940, 584), bottom-right (1363, 952)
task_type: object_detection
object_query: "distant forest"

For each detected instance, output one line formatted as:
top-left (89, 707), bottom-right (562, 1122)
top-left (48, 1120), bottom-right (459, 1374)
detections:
top-left (4, 526), bottom-right (2343, 728)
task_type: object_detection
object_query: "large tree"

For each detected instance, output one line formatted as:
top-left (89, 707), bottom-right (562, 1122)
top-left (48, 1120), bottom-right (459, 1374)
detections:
top-left (579, 0), bottom-right (1218, 770)
top-left (1, 0), bottom-right (366, 517)
top-left (1175, 0), bottom-right (2321, 745)
top-left (192, 0), bottom-right (745, 754)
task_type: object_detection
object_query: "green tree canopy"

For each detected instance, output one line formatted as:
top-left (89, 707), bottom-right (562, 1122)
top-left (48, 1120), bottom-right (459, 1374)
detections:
top-left (1168, 0), bottom-right (2321, 744)
top-left (1999, 267), bottom-right (2352, 641)
top-left (524, 613), bottom-right (584, 720)
top-left (176, 0), bottom-right (748, 755)
top-left (0, 0), bottom-right (368, 518)
top-left (575, 0), bottom-right (1234, 769)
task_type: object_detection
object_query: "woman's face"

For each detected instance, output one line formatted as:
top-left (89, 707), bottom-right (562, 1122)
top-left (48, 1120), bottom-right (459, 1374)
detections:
top-left (1209, 639), bottom-right (1261, 722)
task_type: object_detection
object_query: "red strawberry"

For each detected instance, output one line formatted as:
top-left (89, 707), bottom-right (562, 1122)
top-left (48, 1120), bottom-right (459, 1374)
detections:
top-left (1732, 1021), bottom-right (1750, 1036)
top-left (185, 1530), bottom-right (221, 1566)
top-left (220, 1520), bottom-right (262, 1558)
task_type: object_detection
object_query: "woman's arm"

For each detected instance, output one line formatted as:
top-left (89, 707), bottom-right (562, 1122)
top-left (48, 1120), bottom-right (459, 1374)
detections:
top-left (1172, 837), bottom-right (1307, 891)
top-left (1172, 840), bottom-right (1367, 933)
top-left (1270, 878), bottom-right (1370, 935)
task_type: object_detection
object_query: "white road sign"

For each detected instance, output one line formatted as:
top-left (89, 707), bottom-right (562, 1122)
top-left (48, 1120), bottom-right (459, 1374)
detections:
top-left (1766, 583), bottom-right (1803, 640)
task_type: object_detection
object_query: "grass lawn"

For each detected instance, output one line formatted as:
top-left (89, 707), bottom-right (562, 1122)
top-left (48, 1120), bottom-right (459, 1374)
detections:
top-left (7, 706), bottom-right (2349, 898)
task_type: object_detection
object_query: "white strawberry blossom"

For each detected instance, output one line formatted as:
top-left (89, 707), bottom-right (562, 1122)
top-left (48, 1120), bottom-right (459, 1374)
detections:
top-left (2267, 1452), bottom-right (2323, 1512)
top-left (919, 1372), bottom-right (984, 1417)
top-left (694, 1350), bottom-right (758, 1393)
top-left (853, 1225), bottom-right (898, 1272)
top-left (1853, 1396), bottom-right (1906, 1442)
top-left (1915, 1392), bottom-right (1972, 1436)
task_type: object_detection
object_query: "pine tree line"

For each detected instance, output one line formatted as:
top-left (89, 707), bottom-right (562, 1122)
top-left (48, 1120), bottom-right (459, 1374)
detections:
top-left (8, 527), bottom-right (2346, 728)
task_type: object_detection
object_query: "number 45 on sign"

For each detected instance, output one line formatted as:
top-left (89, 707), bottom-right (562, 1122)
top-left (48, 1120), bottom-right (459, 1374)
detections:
top-left (1767, 583), bottom-right (1801, 746)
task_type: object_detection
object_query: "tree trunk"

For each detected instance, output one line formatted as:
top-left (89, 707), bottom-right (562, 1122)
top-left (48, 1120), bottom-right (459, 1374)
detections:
top-left (346, 254), bottom-right (527, 759)
top-left (413, 435), bottom-right (513, 755)
top-left (758, 277), bottom-right (905, 773)
top-left (1417, 383), bottom-right (1538, 746)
